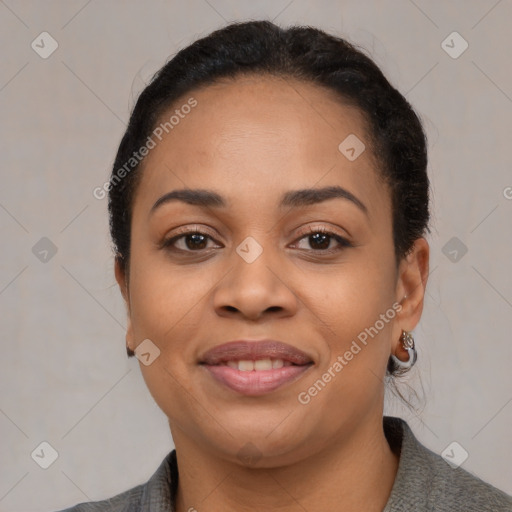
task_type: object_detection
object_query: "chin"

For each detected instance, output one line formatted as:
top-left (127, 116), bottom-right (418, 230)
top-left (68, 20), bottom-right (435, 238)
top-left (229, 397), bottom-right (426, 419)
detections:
top-left (203, 420), bottom-right (317, 468)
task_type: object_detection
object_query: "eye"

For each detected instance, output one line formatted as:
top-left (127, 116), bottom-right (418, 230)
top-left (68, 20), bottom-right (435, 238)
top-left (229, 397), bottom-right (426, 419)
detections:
top-left (292, 226), bottom-right (352, 253)
top-left (160, 225), bottom-right (352, 254)
top-left (161, 226), bottom-right (221, 252)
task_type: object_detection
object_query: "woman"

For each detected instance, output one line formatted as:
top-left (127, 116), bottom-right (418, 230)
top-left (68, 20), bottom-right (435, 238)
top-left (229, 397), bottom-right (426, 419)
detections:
top-left (59, 20), bottom-right (512, 512)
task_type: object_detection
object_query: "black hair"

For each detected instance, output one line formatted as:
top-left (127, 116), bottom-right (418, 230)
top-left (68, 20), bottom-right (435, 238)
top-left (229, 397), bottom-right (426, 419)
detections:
top-left (108, 20), bottom-right (430, 374)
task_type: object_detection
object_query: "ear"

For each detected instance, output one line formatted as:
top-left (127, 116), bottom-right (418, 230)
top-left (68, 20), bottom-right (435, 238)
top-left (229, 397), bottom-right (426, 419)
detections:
top-left (392, 237), bottom-right (429, 358)
top-left (114, 256), bottom-right (135, 354)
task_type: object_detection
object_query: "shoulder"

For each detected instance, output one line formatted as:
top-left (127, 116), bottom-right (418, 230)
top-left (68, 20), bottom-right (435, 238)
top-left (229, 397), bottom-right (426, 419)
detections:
top-left (384, 416), bottom-right (512, 512)
top-left (54, 450), bottom-right (177, 512)
top-left (420, 440), bottom-right (512, 511)
top-left (55, 484), bottom-right (143, 512)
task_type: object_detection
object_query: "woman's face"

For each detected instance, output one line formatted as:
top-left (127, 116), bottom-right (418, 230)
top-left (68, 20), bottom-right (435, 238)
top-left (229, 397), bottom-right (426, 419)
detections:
top-left (117, 75), bottom-right (427, 466)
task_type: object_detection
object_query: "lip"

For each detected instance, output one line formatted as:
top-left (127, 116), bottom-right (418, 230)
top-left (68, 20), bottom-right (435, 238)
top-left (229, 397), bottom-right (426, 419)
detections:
top-left (199, 339), bottom-right (314, 396)
top-left (199, 339), bottom-right (314, 366)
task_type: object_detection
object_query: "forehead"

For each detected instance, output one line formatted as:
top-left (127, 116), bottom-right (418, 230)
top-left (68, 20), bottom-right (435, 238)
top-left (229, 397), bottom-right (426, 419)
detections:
top-left (133, 75), bottom-right (388, 220)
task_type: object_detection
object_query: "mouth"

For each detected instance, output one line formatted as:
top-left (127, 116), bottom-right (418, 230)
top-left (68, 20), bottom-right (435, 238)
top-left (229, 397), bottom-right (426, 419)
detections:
top-left (199, 339), bottom-right (314, 366)
top-left (206, 358), bottom-right (305, 370)
top-left (199, 339), bottom-right (314, 396)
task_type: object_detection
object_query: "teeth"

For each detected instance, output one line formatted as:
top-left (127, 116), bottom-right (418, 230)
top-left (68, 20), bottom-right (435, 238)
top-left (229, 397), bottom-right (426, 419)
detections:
top-left (254, 359), bottom-right (272, 371)
top-left (238, 360), bottom-right (254, 371)
top-left (224, 359), bottom-right (289, 371)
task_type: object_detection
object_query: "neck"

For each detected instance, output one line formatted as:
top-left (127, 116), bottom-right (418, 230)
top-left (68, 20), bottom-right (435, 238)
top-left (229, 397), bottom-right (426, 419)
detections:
top-left (173, 412), bottom-right (399, 512)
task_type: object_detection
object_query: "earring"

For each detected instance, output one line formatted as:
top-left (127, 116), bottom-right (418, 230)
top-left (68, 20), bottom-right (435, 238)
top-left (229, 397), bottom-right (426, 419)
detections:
top-left (390, 330), bottom-right (417, 369)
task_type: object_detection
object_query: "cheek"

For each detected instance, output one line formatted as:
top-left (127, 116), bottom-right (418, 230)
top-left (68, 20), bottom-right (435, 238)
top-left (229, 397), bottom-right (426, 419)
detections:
top-left (128, 235), bottom-right (397, 366)
top-left (126, 227), bottom-right (397, 434)
top-left (294, 283), bottom-right (396, 435)
top-left (303, 252), bottom-right (397, 395)
top-left (127, 255), bottom-right (211, 421)
top-left (309, 254), bottom-right (396, 340)
top-left (128, 250), bottom-right (215, 341)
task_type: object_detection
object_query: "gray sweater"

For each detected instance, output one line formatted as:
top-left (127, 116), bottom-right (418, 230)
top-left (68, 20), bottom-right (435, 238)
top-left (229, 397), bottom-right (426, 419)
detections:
top-left (57, 416), bottom-right (512, 511)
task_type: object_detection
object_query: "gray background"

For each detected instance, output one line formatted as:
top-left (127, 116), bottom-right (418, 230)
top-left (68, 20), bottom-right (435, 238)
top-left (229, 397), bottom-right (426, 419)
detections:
top-left (1, 1), bottom-right (511, 510)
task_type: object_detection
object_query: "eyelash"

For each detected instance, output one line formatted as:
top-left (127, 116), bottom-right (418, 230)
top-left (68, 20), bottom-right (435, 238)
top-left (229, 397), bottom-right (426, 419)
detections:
top-left (161, 225), bottom-right (352, 255)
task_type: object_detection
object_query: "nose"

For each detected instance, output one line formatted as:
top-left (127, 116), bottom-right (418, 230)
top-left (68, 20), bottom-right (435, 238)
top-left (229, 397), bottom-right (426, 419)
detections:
top-left (212, 244), bottom-right (299, 321)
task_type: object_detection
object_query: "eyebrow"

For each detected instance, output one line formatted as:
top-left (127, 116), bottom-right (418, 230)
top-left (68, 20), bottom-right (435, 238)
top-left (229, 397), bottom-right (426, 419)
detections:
top-left (150, 185), bottom-right (368, 216)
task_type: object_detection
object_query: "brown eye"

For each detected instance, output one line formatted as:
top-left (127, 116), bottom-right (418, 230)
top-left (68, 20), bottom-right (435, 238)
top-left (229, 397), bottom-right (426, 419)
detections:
top-left (161, 226), bottom-right (351, 255)
top-left (161, 228), bottom-right (221, 253)
top-left (293, 227), bottom-right (352, 253)
top-left (177, 233), bottom-right (210, 250)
